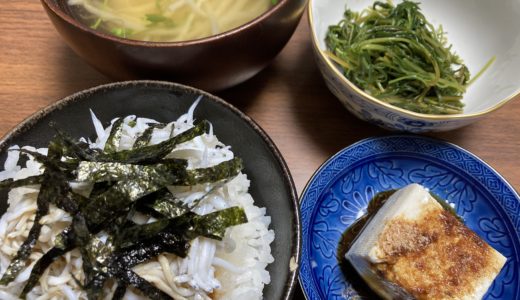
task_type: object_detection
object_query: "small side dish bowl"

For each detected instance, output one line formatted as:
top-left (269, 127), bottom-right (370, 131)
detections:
top-left (0, 81), bottom-right (301, 299)
top-left (299, 135), bottom-right (520, 299)
top-left (40, 0), bottom-right (307, 91)
top-left (309, 0), bottom-right (520, 132)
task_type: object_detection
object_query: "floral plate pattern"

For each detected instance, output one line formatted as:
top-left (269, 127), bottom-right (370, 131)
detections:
top-left (299, 136), bottom-right (520, 299)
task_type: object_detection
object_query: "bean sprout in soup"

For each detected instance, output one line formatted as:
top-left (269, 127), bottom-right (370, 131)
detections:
top-left (67, 0), bottom-right (277, 42)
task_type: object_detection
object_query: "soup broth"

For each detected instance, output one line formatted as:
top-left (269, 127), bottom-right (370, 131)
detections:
top-left (68, 0), bottom-right (276, 42)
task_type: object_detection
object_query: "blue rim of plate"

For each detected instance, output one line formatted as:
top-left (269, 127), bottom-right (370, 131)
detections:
top-left (299, 135), bottom-right (520, 300)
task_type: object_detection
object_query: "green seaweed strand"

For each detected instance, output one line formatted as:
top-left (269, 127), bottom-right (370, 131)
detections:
top-left (3, 116), bottom-right (247, 298)
top-left (104, 118), bottom-right (125, 153)
top-left (0, 139), bottom-right (65, 285)
top-left (132, 123), bottom-right (167, 149)
top-left (97, 120), bottom-right (209, 163)
top-left (0, 175), bottom-right (44, 190)
top-left (21, 226), bottom-right (76, 297)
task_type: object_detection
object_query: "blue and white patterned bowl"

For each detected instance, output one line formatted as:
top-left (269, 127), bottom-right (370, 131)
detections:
top-left (308, 0), bottom-right (520, 132)
top-left (299, 136), bottom-right (520, 299)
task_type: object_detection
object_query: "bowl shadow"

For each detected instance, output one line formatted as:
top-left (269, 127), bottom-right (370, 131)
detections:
top-left (284, 28), bottom-right (385, 156)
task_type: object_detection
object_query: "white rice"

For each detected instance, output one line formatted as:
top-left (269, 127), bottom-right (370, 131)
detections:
top-left (0, 100), bottom-right (274, 299)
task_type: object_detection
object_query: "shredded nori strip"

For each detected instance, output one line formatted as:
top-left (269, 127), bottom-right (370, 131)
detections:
top-left (49, 125), bottom-right (103, 161)
top-left (0, 181), bottom-right (52, 285)
top-left (0, 139), bottom-right (64, 285)
top-left (132, 123), bottom-right (167, 149)
top-left (188, 206), bottom-right (248, 240)
top-left (112, 281), bottom-right (127, 300)
top-left (52, 120), bottom-right (208, 164)
top-left (104, 118), bottom-right (125, 153)
top-left (136, 188), bottom-right (189, 219)
top-left (17, 148), bottom-right (78, 175)
top-left (114, 232), bottom-right (191, 267)
top-left (139, 181), bottom-right (228, 218)
top-left (0, 175), bottom-right (44, 190)
top-left (17, 148), bottom-right (85, 214)
top-left (73, 214), bottom-right (111, 299)
top-left (76, 160), bottom-right (187, 183)
top-left (115, 206), bottom-right (246, 250)
top-left (0, 117), bottom-right (248, 298)
top-left (180, 158), bottom-right (243, 186)
top-left (20, 247), bottom-right (73, 298)
top-left (53, 190), bottom-right (85, 215)
top-left (79, 158), bottom-right (242, 230)
top-left (21, 226), bottom-right (77, 297)
top-left (89, 181), bottom-right (117, 198)
top-left (77, 158), bottom-right (241, 187)
top-left (20, 246), bottom-right (74, 298)
top-left (95, 120), bottom-right (209, 164)
top-left (149, 196), bottom-right (188, 218)
top-left (116, 219), bottom-right (170, 248)
top-left (81, 175), bottom-right (168, 230)
top-left (112, 268), bottom-right (172, 300)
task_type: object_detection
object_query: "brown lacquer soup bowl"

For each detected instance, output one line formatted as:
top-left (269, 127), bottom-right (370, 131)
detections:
top-left (40, 0), bottom-right (307, 91)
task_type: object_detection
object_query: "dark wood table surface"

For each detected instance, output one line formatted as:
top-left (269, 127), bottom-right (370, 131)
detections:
top-left (1, 1), bottom-right (520, 299)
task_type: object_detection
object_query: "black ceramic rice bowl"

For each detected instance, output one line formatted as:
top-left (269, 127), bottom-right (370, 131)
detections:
top-left (0, 80), bottom-right (301, 300)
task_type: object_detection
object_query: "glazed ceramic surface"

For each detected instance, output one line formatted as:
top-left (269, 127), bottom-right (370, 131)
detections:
top-left (309, 0), bottom-right (520, 132)
top-left (299, 136), bottom-right (520, 299)
top-left (0, 81), bottom-right (301, 300)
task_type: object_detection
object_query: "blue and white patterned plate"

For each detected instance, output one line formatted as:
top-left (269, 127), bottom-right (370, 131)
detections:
top-left (299, 136), bottom-right (520, 300)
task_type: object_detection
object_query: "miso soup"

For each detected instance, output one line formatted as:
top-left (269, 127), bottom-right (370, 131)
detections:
top-left (68, 0), bottom-right (277, 42)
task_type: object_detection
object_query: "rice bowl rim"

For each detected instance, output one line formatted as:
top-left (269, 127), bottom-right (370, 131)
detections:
top-left (0, 80), bottom-right (301, 300)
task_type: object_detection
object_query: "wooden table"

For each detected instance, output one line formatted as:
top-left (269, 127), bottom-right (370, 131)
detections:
top-left (1, 1), bottom-right (520, 299)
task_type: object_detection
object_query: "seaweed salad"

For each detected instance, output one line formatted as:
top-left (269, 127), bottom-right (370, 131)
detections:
top-left (325, 0), bottom-right (494, 115)
top-left (0, 100), bottom-right (267, 299)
